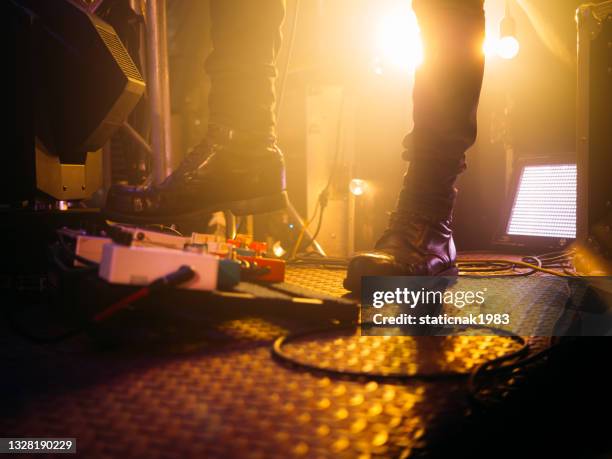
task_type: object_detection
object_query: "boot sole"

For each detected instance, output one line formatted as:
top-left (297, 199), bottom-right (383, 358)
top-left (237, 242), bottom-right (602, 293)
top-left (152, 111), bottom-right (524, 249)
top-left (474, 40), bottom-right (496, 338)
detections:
top-left (103, 191), bottom-right (289, 224)
top-left (343, 265), bottom-right (459, 293)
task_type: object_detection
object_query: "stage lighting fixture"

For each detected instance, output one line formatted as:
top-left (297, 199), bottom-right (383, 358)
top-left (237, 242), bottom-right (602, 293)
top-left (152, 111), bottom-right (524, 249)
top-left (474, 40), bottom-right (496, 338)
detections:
top-left (498, 36), bottom-right (520, 60)
top-left (6, 0), bottom-right (145, 202)
top-left (498, 1), bottom-right (520, 59)
top-left (349, 179), bottom-right (367, 197)
top-left (497, 159), bottom-right (577, 250)
top-left (375, 6), bottom-right (423, 71)
top-left (497, 37), bottom-right (520, 59)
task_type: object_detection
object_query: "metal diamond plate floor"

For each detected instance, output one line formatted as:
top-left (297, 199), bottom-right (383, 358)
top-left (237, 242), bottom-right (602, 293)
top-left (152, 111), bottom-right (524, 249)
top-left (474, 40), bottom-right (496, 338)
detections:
top-left (0, 266), bottom-right (549, 459)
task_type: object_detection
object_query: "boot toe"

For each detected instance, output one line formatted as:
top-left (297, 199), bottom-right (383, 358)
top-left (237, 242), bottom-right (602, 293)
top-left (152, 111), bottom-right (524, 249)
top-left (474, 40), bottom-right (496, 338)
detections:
top-left (344, 251), bottom-right (456, 292)
top-left (343, 251), bottom-right (402, 292)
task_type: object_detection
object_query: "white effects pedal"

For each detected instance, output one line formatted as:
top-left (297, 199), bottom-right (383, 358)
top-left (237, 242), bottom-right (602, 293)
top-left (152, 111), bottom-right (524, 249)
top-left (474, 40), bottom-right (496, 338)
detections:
top-left (99, 243), bottom-right (219, 291)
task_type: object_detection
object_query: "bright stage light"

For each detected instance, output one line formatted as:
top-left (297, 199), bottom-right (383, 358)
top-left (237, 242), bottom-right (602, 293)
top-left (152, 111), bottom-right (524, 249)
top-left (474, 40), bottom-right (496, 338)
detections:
top-left (483, 35), bottom-right (498, 58)
top-left (482, 35), bottom-right (520, 60)
top-left (497, 2), bottom-right (519, 60)
top-left (497, 35), bottom-right (520, 59)
top-left (375, 7), bottom-right (423, 71)
top-left (349, 179), bottom-right (367, 197)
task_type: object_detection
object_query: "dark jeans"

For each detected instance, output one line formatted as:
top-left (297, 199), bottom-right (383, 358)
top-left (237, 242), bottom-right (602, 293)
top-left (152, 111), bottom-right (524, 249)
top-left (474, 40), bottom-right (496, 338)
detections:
top-left (206, 0), bottom-right (285, 139)
top-left (402, 0), bottom-right (485, 216)
top-left (205, 0), bottom-right (485, 211)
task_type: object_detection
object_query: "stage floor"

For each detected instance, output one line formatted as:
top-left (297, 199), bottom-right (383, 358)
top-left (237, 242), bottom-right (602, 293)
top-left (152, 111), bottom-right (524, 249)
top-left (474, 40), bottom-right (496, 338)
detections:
top-left (1, 264), bottom-right (554, 458)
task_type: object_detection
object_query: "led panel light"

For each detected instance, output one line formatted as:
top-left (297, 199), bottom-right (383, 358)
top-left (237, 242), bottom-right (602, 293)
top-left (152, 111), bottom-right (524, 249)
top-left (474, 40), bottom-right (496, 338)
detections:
top-left (507, 164), bottom-right (577, 238)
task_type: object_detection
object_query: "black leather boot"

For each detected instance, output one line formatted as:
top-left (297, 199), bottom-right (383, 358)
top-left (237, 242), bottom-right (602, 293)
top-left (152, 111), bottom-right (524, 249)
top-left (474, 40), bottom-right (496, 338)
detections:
top-left (344, 204), bottom-right (458, 292)
top-left (104, 126), bottom-right (287, 223)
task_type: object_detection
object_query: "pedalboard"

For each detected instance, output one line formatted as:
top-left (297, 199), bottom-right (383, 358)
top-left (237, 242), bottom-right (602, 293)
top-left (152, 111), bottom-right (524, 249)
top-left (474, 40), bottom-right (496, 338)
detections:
top-left (67, 226), bottom-right (289, 287)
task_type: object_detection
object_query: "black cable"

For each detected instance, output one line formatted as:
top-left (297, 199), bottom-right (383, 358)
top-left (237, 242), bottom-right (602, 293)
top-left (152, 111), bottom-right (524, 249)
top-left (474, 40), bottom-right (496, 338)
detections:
top-left (457, 259), bottom-right (537, 277)
top-left (56, 230), bottom-right (99, 268)
top-left (5, 306), bottom-right (86, 345)
top-left (145, 224), bottom-right (183, 236)
top-left (291, 249), bottom-right (574, 274)
top-left (275, 0), bottom-right (300, 120)
top-left (530, 249), bottom-right (575, 260)
top-left (457, 254), bottom-right (574, 277)
top-left (275, 0), bottom-right (331, 260)
top-left (309, 201), bottom-right (326, 244)
top-left (294, 93), bottom-right (345, 257)
top-left (287, 254), bottom-right (349, 268)
top-left (272, 323), bottom-right (527, 381)
top-left (450, 250), bottom-right (574, 402)
top-left (457, 261), bottom-right (516, 272)
top-left (522, 253), bottom-right (574, 270)
top-left (234, 216), bottom-right (246, 236)
top-left (50, 243), bottom-right (98, 274)
top-left (468, 339), bottom-right (558, 406)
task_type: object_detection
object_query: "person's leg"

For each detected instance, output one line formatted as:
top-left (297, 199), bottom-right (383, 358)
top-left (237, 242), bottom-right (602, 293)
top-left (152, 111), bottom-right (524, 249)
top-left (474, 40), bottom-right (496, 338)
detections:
top-left (402, 0), bottom-right (485, 215)
top-left (105, 0), bottom-right (287, 222)
top-left (206, 0), bottom-right (285, 140)
top-left (345, 0), bottom-right (485, 290)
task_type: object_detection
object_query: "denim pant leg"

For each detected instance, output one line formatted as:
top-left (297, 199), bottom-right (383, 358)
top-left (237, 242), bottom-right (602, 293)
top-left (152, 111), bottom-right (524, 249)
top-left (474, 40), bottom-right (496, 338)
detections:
top-left (400, 0), bottom-right (485, 216)
top-left (205, 0), bottom-right (286, 139)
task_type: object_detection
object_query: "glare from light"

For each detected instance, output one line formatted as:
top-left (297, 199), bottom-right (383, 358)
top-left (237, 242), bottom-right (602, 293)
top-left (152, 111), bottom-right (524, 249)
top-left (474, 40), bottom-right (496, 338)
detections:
top-left (482, 35), bottom-right (520, 60)
top-left (507, 164), bottom-right (576, 239)
top-left (272, 241), bottom-right (286, 258)
top-left (372, 57), bottom-right (384, 75)
top-left (482, 35), bottom-right (498, 58)
top-left (349, 179), bottom-right (367, 197)
top-left (497, 36), bottom-right (520, 59)
top-left (375, 8), bottom-right (423, 71)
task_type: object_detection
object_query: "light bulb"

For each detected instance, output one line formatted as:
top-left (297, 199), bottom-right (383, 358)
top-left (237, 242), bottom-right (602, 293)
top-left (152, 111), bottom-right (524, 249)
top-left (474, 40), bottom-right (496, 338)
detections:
top-left (272, 241), bottom-right (286, 258)
top-left (349, 179), bottom-right (367, 197)
top-left (497, 36), bottom-right (520, 59)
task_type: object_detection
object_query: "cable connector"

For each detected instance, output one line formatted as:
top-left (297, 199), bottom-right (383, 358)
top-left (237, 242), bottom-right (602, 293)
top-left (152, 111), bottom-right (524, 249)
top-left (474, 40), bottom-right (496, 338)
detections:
top-left (149, 265), bottom-right (196, 292)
